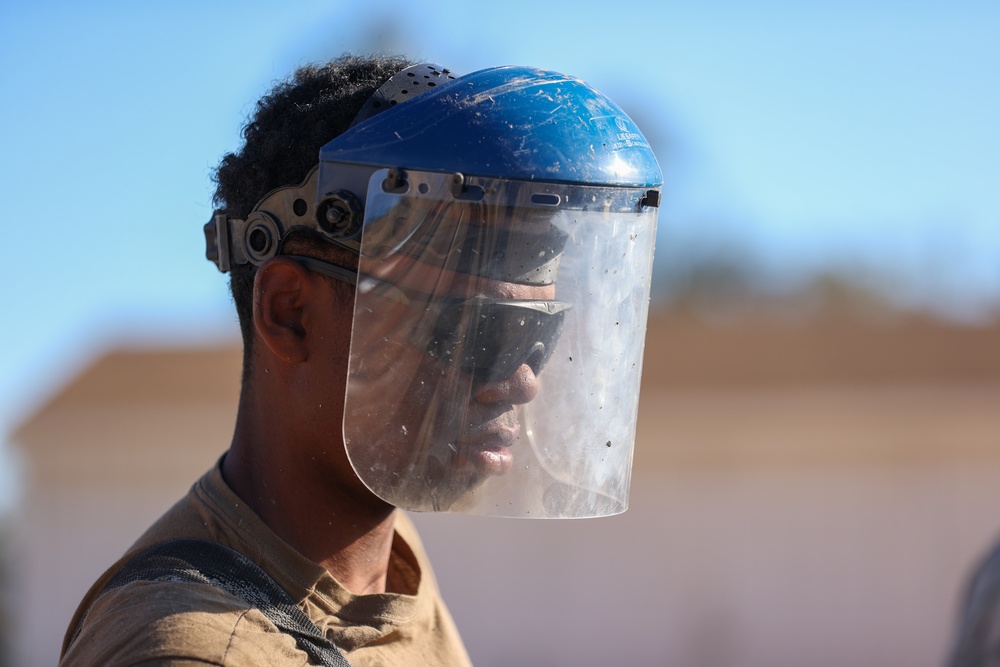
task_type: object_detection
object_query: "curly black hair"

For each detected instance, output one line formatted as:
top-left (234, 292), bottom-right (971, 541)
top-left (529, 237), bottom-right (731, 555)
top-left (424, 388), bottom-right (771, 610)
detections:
top-left (212, 54), bottom-right (414, 379)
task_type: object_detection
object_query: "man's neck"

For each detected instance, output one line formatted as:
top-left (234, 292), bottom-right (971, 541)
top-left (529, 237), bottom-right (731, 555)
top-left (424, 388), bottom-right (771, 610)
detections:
top-left (224, 411), bottom-right (398, 595)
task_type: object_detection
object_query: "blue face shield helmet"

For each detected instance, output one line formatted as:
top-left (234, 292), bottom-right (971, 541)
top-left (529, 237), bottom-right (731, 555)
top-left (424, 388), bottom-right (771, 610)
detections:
top-left (205, 64), bottom-right (661, 518)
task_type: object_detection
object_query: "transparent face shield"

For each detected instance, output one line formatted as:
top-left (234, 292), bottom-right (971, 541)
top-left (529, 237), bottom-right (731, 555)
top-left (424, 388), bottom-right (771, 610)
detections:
top-left (342, 168), bottom-right (657, 518)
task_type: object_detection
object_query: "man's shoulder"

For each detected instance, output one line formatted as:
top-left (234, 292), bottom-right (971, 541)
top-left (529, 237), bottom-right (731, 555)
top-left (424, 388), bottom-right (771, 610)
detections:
top-left (59, 578), bottom-right (309, 666)
top-left (59, 465), bottom-right (316, 666)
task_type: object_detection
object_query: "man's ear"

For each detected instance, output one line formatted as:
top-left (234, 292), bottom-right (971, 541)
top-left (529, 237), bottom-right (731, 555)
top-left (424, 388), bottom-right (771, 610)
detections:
top-left (252, 257), bottom-right (315, 364)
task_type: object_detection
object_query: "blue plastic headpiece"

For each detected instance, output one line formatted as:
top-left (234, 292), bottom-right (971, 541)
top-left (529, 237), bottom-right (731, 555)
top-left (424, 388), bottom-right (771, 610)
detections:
top-left (203, 63), bottom-right (663, 273)
top-left (319, 65), bottom-right (662, 188)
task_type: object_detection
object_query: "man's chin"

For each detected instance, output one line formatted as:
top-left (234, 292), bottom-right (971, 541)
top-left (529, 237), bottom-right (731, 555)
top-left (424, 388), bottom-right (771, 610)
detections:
top-left (385, 445), bottom-right (512, 512)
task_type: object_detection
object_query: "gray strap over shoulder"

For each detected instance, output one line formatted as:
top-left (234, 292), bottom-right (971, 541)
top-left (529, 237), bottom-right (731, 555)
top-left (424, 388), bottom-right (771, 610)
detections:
top-left (87, 539), bottom-right (351, 667)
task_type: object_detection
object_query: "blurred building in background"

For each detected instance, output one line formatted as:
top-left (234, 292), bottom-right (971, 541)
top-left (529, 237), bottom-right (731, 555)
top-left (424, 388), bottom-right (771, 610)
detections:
top-left (6, 298), bottom-right (1000, 667)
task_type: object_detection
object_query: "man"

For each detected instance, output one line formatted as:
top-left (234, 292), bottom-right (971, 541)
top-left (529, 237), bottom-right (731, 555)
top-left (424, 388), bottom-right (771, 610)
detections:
top-left (60, 54), bottom-right (661, 665)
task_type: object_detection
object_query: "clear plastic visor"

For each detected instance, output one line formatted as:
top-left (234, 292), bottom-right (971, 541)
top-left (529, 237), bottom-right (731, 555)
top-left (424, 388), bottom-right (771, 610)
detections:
top-left (343, 169), bottom-right (657, 517)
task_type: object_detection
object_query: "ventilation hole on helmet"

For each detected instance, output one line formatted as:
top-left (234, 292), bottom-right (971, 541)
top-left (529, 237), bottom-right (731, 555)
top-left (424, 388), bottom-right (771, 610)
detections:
top-left (454, 184), bottom-right (485, 202)
top-left (531, 193), bottom-right (561, 206)
top-left (407, 72), bottom-right (415, 77)
top-left (401, 89), bottom-right (408, 94)
top-left (428, 82), bottom-right (436, 87)
top-left (389, 100), bottom-right (397, 106)
top-left (292, 198), bottom-right (307, 216)
top-left (373, 101), bottom-right (382, 108)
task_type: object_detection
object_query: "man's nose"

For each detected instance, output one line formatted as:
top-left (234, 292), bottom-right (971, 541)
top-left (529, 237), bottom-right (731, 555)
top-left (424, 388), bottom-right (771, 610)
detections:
top-left (474, 363), bottom-right (540, 405)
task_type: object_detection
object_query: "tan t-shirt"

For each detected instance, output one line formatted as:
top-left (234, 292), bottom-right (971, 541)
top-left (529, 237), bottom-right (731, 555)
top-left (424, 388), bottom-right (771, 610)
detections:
top-left (60, 462), bottom-right (472, 667)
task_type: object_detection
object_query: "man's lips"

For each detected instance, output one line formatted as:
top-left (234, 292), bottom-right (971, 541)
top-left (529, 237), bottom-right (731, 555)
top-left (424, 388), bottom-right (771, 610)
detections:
top-left (453, 443), bottom-right (514, 476)
top-left (463, 410), bottom-right (520, 445)
top-left (453, 415), bottom-right (519, 475)
top-left (466, 423), bottom-right (517, 447)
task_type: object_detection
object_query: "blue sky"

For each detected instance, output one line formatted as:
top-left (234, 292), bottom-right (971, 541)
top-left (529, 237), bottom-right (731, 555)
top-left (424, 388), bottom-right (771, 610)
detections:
top-left (1, 0), bottom-right (998, 504)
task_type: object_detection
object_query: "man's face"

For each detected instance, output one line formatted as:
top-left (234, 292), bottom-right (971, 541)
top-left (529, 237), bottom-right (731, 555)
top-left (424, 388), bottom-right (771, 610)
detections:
top-left (342, 253), bottom-right (559, 511)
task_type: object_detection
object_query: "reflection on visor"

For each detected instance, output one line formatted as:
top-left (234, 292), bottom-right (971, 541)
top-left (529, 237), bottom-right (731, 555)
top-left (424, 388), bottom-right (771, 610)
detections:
top-left (425, 297), bottom-right (571, 383)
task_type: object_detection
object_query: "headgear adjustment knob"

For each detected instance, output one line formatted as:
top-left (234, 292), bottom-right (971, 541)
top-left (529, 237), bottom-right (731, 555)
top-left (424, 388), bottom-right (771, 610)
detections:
top-left (318, 190), bottom-right (363, 239)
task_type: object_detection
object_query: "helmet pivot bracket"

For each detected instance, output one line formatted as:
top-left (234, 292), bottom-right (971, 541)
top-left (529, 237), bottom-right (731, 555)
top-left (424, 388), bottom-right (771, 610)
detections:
top-left (317, 190), bottom-right (364, 239)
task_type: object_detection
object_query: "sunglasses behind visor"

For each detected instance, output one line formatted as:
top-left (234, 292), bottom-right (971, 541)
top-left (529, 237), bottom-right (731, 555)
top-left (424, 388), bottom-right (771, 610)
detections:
top-left (288, 255), bottom-right (571, 383)
top-left (425, 296), bottom-right (571, 383)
